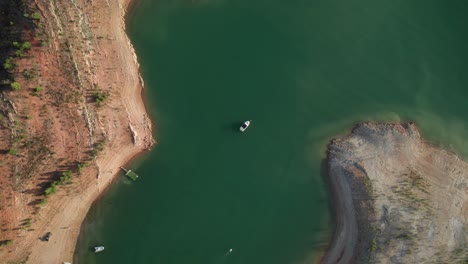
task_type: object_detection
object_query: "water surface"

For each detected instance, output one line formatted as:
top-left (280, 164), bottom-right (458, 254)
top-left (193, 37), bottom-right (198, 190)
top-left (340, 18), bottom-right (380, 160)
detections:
top-left (75, 0), bottom-right (468, 263)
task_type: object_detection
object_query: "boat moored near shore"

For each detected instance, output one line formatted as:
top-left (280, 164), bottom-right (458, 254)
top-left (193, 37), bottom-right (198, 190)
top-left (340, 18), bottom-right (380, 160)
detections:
top-left (94, 246), bottom-right (105, 253)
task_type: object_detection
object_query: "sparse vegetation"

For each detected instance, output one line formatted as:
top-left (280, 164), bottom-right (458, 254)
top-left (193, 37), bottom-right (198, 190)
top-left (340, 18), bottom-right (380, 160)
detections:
top-left (59, 170), bottom-right (73, 184)
top-left (15, 50), bottom-right (24, 57)
top-left (77, 161), bottom-right (88, 173)
top-left (21, 41), bottom-right (31, 50)
top-left (370, 238), bottom-right (377, 252)
top-left (31, 12), bottom-right (41, 20)
top-left (23, 68), bottom-right (35, 79)
top-left (44, 171), bottom-right (74, 196)
top-left (93, 89), bottom-right (109, 105)
top-left (8, 148), bottom-right (17, 155)
top-left (44, 183), bottom-right (57, 196)
top-left (0, 240), bottom-right (13, 247)
top-left (92, 140), bottom-right (106, 156)
top-left (11, 41), bottom-right (32, 58)
top-left (3, 57), bottom-right (14, 70)
top-left (24, 218), bottom-right (32, 227)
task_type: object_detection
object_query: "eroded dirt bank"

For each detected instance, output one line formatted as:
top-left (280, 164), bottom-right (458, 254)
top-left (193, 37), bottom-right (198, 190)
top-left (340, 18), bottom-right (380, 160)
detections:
top-left (0, 0), bottom-right (154, 263)
top-left (323, 122), bottom-right (467, 264)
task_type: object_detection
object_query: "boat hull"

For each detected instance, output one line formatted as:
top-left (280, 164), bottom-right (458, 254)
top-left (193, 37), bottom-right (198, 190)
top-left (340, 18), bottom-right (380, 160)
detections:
top-left (240, 121), bottom-right (250, 132)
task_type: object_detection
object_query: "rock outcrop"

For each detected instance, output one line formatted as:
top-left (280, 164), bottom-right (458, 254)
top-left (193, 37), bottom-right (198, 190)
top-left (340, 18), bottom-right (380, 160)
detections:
top-left (323, 122), bottom-right (468, 264)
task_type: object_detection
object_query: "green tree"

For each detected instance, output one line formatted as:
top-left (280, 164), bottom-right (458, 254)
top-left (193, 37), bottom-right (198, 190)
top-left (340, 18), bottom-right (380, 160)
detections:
top-left (3, 58), bottom-right (13, 70)
top-left (44, 183), bottom-right (57, 196)
top-left (94, 90), bottom-right (109, 105)
top-left (15, 50), bottom-right (24, 57)
top-left (11, 82), bottom-right (21, 90)
top-left (31, 12), bottom-right (41, 20)
top-left (21, 42), bottom-right (32, 50)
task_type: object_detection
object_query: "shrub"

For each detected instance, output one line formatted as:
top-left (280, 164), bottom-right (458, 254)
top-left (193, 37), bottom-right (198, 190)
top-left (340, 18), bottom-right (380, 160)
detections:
top-left (370, 238), bottom-right (377, 252)
top-left (35, 86), bottom-right (42, 93)
top-left (92, 140), bottom-right (106, 156)
top-left (23, 69), bottom-right (35, 79)
top-left (77, 162), bottom-right (87, 173)
top-left (11, 82), bottom-right (21, 90)
top-left (22, 42), bottom-right (32, 50)
top-left (44, 184), bottom-right (57, 196)
top-left (31, 12), bottom-right (41, 20)
top-left (8, 149), bottom-right (17, 155)
top-left (3, 58), bottom-right (14, 70)
top-left (59, 170), bottom-right (73, 184)
top-left (0, 240), bottom-right (13, 247)
top-left (15, 50), bottom-right (24, 57)
top-left (94, 90), bottom-right (109, 105)
top-left (44, 171), bottom-right (74, 196)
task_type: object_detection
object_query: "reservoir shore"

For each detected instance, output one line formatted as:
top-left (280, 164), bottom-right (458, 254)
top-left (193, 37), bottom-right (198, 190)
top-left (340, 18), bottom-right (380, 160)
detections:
top-left (322, 122), bottom-right (468, 263)
top-left (0, 0), bottom-right (153, 263)
top-left (2, 1), bottom-right (466, 263)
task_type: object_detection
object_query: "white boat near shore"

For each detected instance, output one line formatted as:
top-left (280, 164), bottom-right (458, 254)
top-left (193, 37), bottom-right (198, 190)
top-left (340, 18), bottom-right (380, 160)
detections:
top-left (94, 246), bottom-right (105, 253)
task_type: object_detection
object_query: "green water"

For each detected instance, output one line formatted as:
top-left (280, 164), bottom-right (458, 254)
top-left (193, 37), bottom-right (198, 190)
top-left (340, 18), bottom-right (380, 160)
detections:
top-left (75, 0), bottom-right (468, 263)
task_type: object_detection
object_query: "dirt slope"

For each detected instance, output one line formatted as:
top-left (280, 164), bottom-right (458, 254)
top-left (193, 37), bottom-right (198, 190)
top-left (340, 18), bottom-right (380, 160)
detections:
top-left (0, 0), bottom-right (154, 263)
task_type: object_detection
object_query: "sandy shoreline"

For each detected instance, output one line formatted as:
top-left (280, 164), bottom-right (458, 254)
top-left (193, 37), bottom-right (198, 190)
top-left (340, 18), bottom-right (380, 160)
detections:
top-left (0, 0), bottom-right (154, 263)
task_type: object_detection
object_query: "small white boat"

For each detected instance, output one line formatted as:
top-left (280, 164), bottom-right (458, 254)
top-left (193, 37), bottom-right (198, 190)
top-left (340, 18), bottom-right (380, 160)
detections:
top-left (239, 120), bottom-right (250, 132)
top-left (94, 246), bottom-right (105, 253)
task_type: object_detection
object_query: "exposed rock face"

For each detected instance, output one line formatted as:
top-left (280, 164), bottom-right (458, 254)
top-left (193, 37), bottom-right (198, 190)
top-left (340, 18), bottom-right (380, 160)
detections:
top-left (323, 123), bottom-right (468, 264)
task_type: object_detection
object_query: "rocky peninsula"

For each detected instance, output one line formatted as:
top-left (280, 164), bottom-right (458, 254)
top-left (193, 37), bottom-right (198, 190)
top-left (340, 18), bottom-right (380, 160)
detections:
top-left (323, 122), bottom-right (468, 263)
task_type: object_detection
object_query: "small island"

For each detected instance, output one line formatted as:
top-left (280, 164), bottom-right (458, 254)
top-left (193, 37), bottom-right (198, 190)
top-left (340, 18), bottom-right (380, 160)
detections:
top-left (323, 122), bottom-right (468, 263)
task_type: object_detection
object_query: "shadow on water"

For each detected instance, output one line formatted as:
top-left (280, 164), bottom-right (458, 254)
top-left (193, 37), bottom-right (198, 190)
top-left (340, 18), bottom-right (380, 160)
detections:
top-left (224, 121), bottom-right (243, 132)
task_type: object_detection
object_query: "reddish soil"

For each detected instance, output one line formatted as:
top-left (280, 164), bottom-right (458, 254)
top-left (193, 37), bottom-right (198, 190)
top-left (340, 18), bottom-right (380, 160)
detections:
top-left (0, 0), bottom-right (154, 263)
